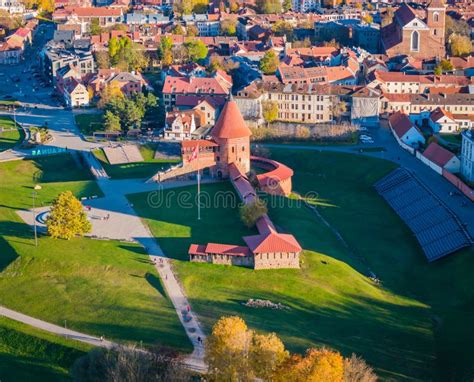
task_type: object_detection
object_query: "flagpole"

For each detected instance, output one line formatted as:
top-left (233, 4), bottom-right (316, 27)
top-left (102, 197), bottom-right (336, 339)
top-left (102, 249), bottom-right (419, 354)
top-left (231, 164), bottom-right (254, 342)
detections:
top-left (197, 145), bottom-right (201, 220)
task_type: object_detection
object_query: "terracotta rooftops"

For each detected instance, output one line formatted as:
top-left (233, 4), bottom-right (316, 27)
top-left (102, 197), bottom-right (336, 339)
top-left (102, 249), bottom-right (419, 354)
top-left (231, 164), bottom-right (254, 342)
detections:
top-left (430, 107), bottom-right (455, 122)
top-left (211, 100), bottom-right (252, 139)
top-left (422, 142), bottom-right (455, 167)
top-left (181, 139), bottom-right (218, 149)
top-left (389, 111), bottom-right (415, 138)
top-left (188, 243), bottom-right (251, 257)
top-left (243, 232), bottom-right (302, 254)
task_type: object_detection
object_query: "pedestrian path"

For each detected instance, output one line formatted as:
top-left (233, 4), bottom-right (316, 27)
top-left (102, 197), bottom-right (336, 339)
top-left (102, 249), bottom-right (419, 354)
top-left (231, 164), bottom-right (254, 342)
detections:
top-left (81, 153), bottom-right (207, 370)
top-left (0, 306), bottom-right (115, 349)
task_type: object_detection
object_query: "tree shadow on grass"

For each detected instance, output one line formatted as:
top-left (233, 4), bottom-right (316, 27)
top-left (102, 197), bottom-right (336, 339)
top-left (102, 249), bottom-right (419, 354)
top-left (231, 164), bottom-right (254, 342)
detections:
top-left (0, 236), bottom-right (18, 272)
top-left (186, 290), bottom-right (434, 381)
top-left (145, 272), bottom-right (167, 299)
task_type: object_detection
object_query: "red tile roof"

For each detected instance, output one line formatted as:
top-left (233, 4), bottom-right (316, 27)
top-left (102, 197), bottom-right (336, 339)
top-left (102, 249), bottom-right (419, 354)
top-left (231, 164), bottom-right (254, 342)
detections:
top-left (422, 142), bottom-right (455, 167)
top-left (243, 232), bottom-right (302, 254)
top-left (181, 139), bottom-right (218, 149)
top-left (205, 243), bottom-right (251, 257)
top-left (389, 111), bottom-right (414, 138)
top-left (211, 101), bottom-right (252, 139)
top-left (430, 107), bottom-right (455, 123)
top-left (162, 76), bottom-right (229, 96)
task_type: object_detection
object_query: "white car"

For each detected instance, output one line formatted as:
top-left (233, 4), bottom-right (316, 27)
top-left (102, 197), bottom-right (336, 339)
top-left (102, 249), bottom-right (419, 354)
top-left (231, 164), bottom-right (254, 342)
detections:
top-left (360, 134), bottom-right (372, 140)
top-left (359, 126), bottom-right (369, 132)
top-left (360, 138), bottom-right (374, 144)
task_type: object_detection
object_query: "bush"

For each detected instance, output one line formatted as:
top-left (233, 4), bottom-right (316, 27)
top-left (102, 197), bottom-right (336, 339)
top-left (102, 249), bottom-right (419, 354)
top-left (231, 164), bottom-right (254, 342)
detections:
top-left (239, 198), bottom-right (268, 228)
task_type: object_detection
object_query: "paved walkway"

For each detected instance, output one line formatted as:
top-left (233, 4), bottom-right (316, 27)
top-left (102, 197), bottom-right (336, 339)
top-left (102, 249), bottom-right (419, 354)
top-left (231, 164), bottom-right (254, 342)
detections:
top-left (0, 306), bottom-right (115, 349)
top-left (80, 153), bottom-right (207, 370)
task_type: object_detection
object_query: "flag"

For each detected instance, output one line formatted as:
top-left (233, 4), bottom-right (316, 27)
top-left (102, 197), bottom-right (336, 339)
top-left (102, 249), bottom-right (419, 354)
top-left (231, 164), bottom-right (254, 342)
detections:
top-left (188, 144), bottom-right (199, 162)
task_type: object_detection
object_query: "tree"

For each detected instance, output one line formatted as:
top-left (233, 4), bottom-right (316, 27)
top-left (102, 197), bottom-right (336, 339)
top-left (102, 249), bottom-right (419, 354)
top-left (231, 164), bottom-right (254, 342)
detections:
top-left (184, 40), bottom-right (208, 62)
top-left (332, 98), bottom-right (347, 122)
top-left (72, 345), bottom-right (193, 382)
top-left (343, 354), bottom-right (378, 382)
top-left (434, 59), bottom-right (453, 75)
top-left (108, 36), bottom-right (121, 62)
top-left (250, 333), bottom-right (289, 381)
top-left (173, 0), bottom-right (193, 14)
top-left (90, 18), bottom-right (102, 35)
top-left (103, 110), bottom-right (121, 132)
top-left (46, 191), bottom-right (91, 240)
top-left (0, 9), bottom-right (22, 31)
top-left (361, 14), bottom-right (373, 24)
top-left (220, 18), bottom-right (237, 36)
top-left (445, 15), bottom-right (470, 40)
top-left (95, 51), bottom-right (111, 69)
top-left (186, 24), bottom-right (199, 37)
top-left (157, 36), bottom-right (174, 67)
top-left (449, 34), bottom-right (472, 57)
top-left (256, 0), bottom-right (281, 14)
top-left (205, 316), bottom-right (252, 381)
top-left (260, 50), bottom-right (279, 75)
top-left (229, 0), bottom-right (239, 12)
top-left (239, 198), bottom-right (268, 228)
top-left (38, 0), bottom-right (54, 13)
top-left (275, 348), bottom-right (344, 382)
top-left (282, 0), bottom-right (292, 12)
top-left (172, 23), bottom-right (185, 35)
top-left (272, 20), bottom-right (293, 40)
top-left (262, 100), bottom-right (278, 124)
top-left (97, 84), bottom-right (124, 109)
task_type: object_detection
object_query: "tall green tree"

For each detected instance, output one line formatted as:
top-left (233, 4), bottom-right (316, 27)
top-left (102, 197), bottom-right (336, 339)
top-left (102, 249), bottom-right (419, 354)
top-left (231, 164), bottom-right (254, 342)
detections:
top-left (103, 110), bottom-right (121, 132)
top-left (262, 100), bottom-right (278, 124)
top-left (260, 50), bottom-right (279, 74)
top-left (184, 40), bottom-right (208, 62)
top-left (239, 198), bottom-right (268, 228)
top-left (46, 191), bottom-right (91, 240)
top-left (256, 0), bottom-right (281, 14)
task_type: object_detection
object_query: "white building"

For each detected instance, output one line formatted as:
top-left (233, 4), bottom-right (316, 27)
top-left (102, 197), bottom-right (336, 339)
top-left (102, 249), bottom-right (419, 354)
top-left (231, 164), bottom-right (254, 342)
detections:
top-left (389, 111), bottom-right (425, 152)
top-left (429, 107), bottom-right (459, 134)
top-left (0, 0), bottom-right (25, 14)
top-left (292, 0), bottom-right (320, 13)
top-left (461, 129), bottom-right (474, 182)
top-left (419, 142), bottom-right (460, 175)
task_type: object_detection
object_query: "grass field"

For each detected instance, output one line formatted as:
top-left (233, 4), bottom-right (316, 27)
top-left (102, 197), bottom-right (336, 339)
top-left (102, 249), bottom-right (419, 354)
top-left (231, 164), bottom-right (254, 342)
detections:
top-left (93, 144), bottom-right (180, 179)
top-left (129, 150), bottom-right (474, 381)
top-left (0, 116), bottom-right (24, 152)
top-left (0, 153), bottom-right (192, 379)
top-left (0, 317), bottom-right (90, 382)
top-left (74, 113), bottom-right (103, 135)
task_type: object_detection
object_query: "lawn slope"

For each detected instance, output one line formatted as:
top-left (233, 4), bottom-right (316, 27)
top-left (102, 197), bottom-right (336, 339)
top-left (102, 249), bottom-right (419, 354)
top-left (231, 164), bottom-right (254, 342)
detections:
top-left (129, 178), bottom-right (435, 381)
top-left (0, 154), bottom-right (191, 357)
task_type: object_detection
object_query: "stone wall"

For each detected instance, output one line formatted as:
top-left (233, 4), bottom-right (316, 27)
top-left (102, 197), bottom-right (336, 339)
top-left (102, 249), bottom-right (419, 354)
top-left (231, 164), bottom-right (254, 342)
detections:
top-left (254, 252), bottom-right (300, 269)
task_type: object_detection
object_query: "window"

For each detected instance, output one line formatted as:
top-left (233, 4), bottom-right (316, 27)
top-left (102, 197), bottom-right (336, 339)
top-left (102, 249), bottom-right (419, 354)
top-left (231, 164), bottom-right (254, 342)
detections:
top-left (433, 12), bottom-right (439, 22)
top-left (411, 31), bottom-right (420, 51)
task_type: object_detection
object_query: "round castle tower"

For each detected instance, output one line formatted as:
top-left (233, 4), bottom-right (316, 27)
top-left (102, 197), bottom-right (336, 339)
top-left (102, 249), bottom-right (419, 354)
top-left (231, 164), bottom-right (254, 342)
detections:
top-left (210, 100), bottom-right (252, 178)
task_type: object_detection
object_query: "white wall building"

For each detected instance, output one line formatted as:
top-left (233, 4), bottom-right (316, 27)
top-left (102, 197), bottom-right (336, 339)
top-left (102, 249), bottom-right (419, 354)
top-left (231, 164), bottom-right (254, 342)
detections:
top-left (461, 129), bottom-right (474, 182)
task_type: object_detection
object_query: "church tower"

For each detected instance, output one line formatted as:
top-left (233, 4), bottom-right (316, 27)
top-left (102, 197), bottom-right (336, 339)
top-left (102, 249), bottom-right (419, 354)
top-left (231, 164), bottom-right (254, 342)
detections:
top-left (210, 100), bottom-right (252, 179)
top-left (426, 0), bottom-right (446, 48)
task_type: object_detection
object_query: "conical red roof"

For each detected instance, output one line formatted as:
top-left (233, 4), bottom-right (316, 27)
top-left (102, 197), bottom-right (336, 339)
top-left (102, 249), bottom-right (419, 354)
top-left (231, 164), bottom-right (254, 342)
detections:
top-left (211, 101), bottom-right (252, 139)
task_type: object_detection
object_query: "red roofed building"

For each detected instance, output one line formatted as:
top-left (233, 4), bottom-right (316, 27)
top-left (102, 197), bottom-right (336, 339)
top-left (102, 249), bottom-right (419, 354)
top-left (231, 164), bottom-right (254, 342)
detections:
top-left (389, 111), bottom-right (425, 150)
top-left (420, 142), bottom-right (460, 174)
top-left (428, 107), bottom-right (459, 133)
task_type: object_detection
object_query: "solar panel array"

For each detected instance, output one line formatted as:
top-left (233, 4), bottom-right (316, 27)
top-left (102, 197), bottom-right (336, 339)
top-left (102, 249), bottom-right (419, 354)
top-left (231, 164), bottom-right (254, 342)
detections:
top-left (374, 168), bottom-right (472, 262)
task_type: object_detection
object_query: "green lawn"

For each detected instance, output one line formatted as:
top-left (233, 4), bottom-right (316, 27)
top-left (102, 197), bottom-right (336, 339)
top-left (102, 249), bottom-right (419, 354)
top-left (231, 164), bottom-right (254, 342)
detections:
top-left (0, 153), bottom-right (192, 379)
top-left (0, 317), bottom-right (90, 382)
top-left (93, 144), bottom-right (180, 179)
top-left (0, 116), bottom-right (24, 152)
top-left (440, 133), bottom-right (462, 145)
top-left (74, 113), bottom-right (103, 135)
top-left (129, 150), bottom-right (474, 381)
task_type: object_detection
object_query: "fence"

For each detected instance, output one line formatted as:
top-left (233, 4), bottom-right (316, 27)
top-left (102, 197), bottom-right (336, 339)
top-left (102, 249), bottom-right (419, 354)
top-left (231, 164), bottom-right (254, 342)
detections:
top-left (442, 170), bottom-right (474, 202)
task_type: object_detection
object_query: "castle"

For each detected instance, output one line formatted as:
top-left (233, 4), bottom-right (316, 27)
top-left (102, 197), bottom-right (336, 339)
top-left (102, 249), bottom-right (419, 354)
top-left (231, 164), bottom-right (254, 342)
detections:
top-left (148, 100), bottom-right (302, 269)
top-left (381, 0), bottom-right (446, 59)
